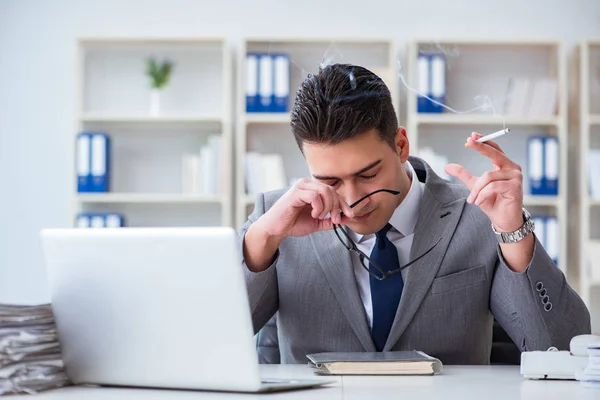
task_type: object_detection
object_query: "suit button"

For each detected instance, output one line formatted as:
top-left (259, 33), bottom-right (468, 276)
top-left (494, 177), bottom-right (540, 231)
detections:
top-left (536, 281), bottom-right (544, 291)
top-left (542, 295), bottom-right (550, 304)
top-left (544, 302), bottom-right (553, 312)
top-left (539, 288), bottom-right (547, 297)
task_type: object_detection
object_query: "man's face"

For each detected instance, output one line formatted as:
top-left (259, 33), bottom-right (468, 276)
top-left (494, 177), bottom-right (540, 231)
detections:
top-left (303, 128), bottom-right (411, 235)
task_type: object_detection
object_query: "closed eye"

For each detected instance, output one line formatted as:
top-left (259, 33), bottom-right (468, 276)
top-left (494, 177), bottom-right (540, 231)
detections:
top-left (360, 174), bottom-right (377, 180)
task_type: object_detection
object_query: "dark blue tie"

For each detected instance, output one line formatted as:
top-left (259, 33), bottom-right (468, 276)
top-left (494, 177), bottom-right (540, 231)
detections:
top-left (369, 223), bottom-right (404, 351)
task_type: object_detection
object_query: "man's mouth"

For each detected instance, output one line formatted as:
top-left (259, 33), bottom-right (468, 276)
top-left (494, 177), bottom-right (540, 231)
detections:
top-left (353, 210), bottom-right (373, 221)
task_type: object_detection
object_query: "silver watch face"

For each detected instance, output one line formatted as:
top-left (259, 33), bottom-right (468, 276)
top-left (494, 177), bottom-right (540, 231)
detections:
top-left (495, 208), bottom-right (533, 243)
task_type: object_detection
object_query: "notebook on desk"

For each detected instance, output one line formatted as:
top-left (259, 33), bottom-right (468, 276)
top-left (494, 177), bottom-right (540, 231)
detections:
top-left (307, 350), bottom-right (443, 375)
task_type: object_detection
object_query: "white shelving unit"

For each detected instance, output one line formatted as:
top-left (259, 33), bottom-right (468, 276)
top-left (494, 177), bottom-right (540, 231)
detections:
top-left (235, 38), bottom-right (398, 228)
top-left (406, 39), bottom-right (569, 275)
top-left (76, 193), bottom-right (224, 203)
top-left (73, 38), bottom-right (233, 227)
top-left (579, 40), bottom-right (600, 334)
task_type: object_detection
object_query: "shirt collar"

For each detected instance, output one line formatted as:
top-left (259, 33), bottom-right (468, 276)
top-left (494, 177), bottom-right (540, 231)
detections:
top-left (351, 160), bottom-right (424, 242)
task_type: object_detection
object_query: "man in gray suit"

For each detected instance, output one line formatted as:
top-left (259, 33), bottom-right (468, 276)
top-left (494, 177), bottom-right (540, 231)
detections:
top-left (240, 64), bottom-right (590, 365)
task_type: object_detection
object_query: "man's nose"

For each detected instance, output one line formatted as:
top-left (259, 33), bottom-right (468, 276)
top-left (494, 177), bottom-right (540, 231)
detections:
top-left (339, 185), bottom-right (368, 210)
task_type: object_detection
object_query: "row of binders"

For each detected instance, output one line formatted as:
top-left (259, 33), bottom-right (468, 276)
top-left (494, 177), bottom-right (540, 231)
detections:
top-left (77, 132), bottom-right (110, 192)
top-left (76, 213), bottom-right (124, 228)
top-left (527, 136), bottom-right (559, 196)
top-left (181, 134), bottom-right (228, 195)
top-left (533, 216), bottom-right (559, 266)
top-left (245, 53), bottom-right (290, 113)
top-left (417, 53), bottom-right (446, 113)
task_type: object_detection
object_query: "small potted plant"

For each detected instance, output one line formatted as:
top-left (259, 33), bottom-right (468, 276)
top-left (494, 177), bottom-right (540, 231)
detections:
top-left (146, 57), bottom-right (174, 116)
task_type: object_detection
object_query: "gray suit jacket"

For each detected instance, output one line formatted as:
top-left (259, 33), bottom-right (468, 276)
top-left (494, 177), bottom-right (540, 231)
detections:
top-left (240, 156), bottom-right (590, 365)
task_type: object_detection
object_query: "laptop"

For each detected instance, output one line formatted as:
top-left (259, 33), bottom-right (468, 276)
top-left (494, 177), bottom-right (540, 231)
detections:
top-left (40, 227), bottom-right (333, 393)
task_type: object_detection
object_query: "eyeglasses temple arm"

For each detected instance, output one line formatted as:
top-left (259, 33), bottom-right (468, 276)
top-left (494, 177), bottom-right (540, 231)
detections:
top-left (386, 236), bottom-right (443, 278)
top-left (340, 189), bottom-right (400, 218)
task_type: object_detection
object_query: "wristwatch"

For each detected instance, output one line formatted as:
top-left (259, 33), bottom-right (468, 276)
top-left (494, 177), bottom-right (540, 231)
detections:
top-left (492, 207), bottom-right (535, 243)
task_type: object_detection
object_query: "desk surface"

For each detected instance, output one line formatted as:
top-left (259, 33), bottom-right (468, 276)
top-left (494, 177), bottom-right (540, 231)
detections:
top-left (18, 364), bottom-right (599, 400)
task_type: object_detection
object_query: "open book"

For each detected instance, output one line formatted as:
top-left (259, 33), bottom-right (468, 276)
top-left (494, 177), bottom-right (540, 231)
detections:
top-left (307, 350), bottom-right (443, 375)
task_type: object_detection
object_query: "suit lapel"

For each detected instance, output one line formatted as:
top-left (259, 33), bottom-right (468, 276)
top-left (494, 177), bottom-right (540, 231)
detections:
top-left (309, 230), bottom-right (376, 352)
top-left (384, 158), bottom-right (466, 351)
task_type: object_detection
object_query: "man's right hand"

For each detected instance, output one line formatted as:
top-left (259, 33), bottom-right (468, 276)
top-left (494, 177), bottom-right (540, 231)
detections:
top-left (243, 179), bottom-right (354, 272)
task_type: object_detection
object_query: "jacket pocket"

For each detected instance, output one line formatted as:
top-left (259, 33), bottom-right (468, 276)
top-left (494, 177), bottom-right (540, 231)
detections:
top-left (431, 264), bottom-right (487, 295)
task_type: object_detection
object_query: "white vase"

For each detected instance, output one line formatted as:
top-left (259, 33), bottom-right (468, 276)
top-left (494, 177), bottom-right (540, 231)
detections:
top-left (150, 89), bottom-right (161, 116)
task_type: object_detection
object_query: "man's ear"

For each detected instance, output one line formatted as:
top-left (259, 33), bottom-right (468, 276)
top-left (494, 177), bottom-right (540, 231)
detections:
top-left (395, 127), bottom-right (410, 162)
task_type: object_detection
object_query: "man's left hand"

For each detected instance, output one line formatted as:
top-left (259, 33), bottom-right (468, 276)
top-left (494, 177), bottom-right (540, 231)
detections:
top-left (444, 132), bottom-right (524, 233)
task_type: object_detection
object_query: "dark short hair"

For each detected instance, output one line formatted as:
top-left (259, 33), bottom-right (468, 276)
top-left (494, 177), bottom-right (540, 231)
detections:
top-left (290, 63), bottom-right (398, 152)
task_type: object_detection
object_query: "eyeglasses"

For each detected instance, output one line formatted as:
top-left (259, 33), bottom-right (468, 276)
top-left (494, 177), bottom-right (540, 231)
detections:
top-left (333, 189), bottom-right (441, 281)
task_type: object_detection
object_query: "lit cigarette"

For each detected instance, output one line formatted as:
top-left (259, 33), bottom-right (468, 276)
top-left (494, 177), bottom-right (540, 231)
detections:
top-left (465, 128), bottom-right (510, 148)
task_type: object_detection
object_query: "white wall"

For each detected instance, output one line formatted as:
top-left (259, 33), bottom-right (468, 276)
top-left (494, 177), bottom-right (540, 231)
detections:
top-left (1, 0), bottom-right (599, 304)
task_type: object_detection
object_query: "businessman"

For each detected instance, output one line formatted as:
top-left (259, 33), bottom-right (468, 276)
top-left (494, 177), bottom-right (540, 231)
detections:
top-left (239, 63), bottom-right (590, 364)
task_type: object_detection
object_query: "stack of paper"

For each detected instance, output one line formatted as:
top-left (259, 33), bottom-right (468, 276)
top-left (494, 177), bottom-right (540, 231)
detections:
top-left (0, 304), bottom-right (70, 395)
top-left (576, 344), bottom-right (600, 388)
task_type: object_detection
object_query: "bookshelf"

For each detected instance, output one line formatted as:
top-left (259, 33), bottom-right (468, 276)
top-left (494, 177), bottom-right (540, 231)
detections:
top-left (406, 39), bottom-right (569, 276)
top-left (235, 38), bottom-right (398, 228)
top-left (73, 38), bottom-right (233, 228)
top-left (579, 40), bottom-right (600, 333)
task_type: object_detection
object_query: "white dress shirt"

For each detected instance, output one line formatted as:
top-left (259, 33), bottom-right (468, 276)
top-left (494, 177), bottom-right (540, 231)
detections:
top-left (347, 161), bottom-right (425, 329)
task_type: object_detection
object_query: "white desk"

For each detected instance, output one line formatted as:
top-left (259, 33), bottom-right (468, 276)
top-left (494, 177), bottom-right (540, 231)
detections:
top-left (17, 365), bottom-right (598, 400)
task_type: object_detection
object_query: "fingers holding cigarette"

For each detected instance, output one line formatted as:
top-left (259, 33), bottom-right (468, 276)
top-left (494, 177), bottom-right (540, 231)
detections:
top-left (465, 128), bottom-right (510, 148)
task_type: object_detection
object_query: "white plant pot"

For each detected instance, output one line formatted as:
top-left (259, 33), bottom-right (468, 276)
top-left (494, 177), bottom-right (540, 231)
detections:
top-left (150, 89), bottom-right (161, 116)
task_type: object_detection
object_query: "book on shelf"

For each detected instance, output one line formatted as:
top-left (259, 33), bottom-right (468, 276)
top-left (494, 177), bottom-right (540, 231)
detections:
top-left (416, 53), bottom-right (446, 113)
top-left (504, 77), bottom-right (558, 117)
top-left (589, 241), bottom-right (600, 283)
top-left (307, 350), bottom-right (443, 375)
top-left (181, 134), bottom-right (227, 196)
top-left (532, 215), bottom-right (559, 266)
top-left (245, 152), bottom-right (287, 196)
top-left (76, 213), bottom-right (124, 228)
top-left (589, 150), bottom-right (600, 200)
top-left (527, 136), bottom-right (559, 196)
top-left (76, 132), bottom-right (110, 193)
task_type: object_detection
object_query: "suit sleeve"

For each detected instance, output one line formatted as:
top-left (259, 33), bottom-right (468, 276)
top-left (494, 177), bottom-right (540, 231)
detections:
top-left (490, 233), bottom-right (591, 351)
top-left (238, 193), bottom-right (279, 334)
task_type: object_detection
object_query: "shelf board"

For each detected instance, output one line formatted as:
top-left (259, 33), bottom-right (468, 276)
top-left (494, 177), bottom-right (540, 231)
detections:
top-left (413, 38), bottom-right (560, 48)
top-left (415, 114), bottom-right (560, 127)
top-left (80, 114), bottom-right (224, 124)
top-left (246, 37), bottom-right (393, 45)
top-left (242, 195), bottom-right (256, 205)
top-left (244, 113), bottom-right (290, 124)
top-left (76, 193), bottom-right (223, 204)
top-left (80, 37), bottom-right (225, 46)
top-left (523, 196), bottom-right (560, 207)
top-left (589, 115), bottom-right (600, 126)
